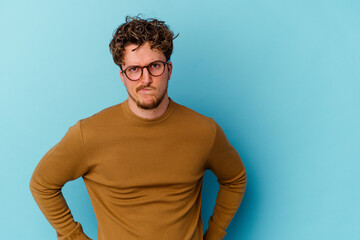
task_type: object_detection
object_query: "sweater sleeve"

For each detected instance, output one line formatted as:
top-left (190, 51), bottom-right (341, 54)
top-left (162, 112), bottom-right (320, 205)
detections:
top-left (29, 120), bottom-right (91, 240)
top-left (204, 121), bottom-right (247, 240)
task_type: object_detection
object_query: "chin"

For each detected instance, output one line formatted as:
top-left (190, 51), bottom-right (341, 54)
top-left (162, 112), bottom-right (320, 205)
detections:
top-left (136, 100), bottom-right (161, 109)
top-left (136, 95), bottom-right (166, 110)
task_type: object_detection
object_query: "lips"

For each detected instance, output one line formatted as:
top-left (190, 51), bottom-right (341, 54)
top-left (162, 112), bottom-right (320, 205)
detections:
top-left (136, 86), bottom-right (156, 92)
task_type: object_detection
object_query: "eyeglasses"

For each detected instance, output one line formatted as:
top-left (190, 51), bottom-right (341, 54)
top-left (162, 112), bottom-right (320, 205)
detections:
top-left (121, 60), bottom-right (169, 81)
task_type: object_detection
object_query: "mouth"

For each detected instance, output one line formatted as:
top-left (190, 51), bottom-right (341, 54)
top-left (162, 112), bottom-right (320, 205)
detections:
top-left (137, 87), bottom-right (156, 92)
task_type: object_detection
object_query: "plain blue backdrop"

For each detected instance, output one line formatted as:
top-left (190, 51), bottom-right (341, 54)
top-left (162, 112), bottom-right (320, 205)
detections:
top-left (1, 0), bottom-right (359, 239)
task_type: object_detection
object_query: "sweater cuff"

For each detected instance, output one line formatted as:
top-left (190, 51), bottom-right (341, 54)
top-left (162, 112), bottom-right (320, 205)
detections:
top-left (58, 222), bottom-right (91, 240)
top-left (203, 217), bottom-right (227, 240)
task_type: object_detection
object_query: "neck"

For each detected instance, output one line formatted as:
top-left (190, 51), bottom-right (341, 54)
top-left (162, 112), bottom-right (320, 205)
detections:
top-left (127, 95), bottom-right (170, 119)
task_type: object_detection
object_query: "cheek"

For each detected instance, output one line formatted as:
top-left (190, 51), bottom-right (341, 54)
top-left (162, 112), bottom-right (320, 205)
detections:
top-left (124, 81), bottom-right (135, 92)
top-left (160, 80), bottom-right (169, 91)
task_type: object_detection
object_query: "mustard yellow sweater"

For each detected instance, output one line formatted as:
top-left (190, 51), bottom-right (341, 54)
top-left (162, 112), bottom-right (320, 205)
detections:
top-left (30, 98), bottom-right (246, 240)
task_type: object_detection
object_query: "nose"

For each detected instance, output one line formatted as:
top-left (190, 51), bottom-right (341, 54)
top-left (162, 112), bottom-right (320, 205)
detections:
top-left (139, 67), bottom-right (153, 85)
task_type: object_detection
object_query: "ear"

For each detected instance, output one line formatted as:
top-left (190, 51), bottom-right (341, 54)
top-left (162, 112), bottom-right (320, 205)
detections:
top-left (120, 70), bottom-right (125, 84)
top-left (167, 61), bottom-right (173, 80)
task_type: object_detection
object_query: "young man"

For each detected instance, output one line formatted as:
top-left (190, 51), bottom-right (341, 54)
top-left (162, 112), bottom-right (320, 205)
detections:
top-left (30, 16), bottom-right (246, 240)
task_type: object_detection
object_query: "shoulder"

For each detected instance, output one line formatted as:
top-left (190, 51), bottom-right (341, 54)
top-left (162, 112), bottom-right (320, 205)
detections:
top-left (78, 102), bottom-right (124, 128)
top-left (172, 100), bottom-right (217, 131)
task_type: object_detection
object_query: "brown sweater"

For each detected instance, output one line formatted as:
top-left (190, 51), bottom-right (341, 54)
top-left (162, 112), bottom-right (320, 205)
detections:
top-left (30, 98), bottom-right (246, 240)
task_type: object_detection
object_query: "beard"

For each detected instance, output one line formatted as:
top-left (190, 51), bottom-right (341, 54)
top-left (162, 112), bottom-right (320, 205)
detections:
top-left (128, 80), bottom-right (168, 110)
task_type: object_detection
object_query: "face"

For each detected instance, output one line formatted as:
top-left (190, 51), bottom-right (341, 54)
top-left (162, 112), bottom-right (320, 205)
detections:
top-left (120, 42), bottom-right (173, 110)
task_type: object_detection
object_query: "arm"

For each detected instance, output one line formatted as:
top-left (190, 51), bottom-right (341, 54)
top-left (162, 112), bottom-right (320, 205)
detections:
top-left (204, 122), bottom-right (247, 240)
top-left (29, 121), bottom-right (91, 240)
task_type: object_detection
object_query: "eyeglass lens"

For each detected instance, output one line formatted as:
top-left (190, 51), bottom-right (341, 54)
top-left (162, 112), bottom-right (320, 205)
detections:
top-left (124, 61), bottom-right (166, 81)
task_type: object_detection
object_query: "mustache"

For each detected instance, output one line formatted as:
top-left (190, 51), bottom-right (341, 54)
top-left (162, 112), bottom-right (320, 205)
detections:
top-left (136, 85), bottom-right (156, 91)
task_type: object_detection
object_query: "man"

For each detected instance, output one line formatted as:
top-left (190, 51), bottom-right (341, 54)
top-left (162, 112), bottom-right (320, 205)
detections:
top-left (30, 16), bottom-right (246, 240)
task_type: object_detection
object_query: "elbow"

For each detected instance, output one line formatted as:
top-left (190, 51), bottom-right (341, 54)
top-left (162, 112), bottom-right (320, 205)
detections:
top-left (242, 169), bottom-right (247, 186)
top-left (220, 169), bottom-right (247, 194)
top-left (29, 172), bottom-right (49, 197)
top-left (29, 172), bottom-right (38, 196)
top-left (238, 169), bottom-right (247, 192)
top-left (29, 172), bottom-right (62, 199)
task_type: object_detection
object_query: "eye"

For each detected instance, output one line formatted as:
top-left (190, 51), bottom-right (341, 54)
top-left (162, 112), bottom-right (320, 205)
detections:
top-left (149, 62), bottom-right (161, 69)
top-left (128, 66), bottom-right (140, 72)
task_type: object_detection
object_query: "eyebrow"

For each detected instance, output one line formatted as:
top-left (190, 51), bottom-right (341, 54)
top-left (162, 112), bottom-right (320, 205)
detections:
top-left (124, 60), bottom-right (166, 68)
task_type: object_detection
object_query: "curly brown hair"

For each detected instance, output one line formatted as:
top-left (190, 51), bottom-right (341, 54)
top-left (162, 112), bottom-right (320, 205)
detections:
top-left (109, 16), bottom-right (178, 68)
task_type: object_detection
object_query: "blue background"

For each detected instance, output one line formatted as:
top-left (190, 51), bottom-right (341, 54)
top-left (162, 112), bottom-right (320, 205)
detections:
top-left (1, 0), bottom-right (359, 239)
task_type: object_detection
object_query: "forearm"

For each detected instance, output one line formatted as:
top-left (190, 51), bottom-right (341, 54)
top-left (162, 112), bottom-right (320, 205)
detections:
top-left (30, 173), bottom-right (90, 240)
top-left (204, 170), bottom-right (247, 240)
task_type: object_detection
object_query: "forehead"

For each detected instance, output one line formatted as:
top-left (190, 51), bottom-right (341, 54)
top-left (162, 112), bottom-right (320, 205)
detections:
top-left (123, 42), bottom-right (166, 66)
